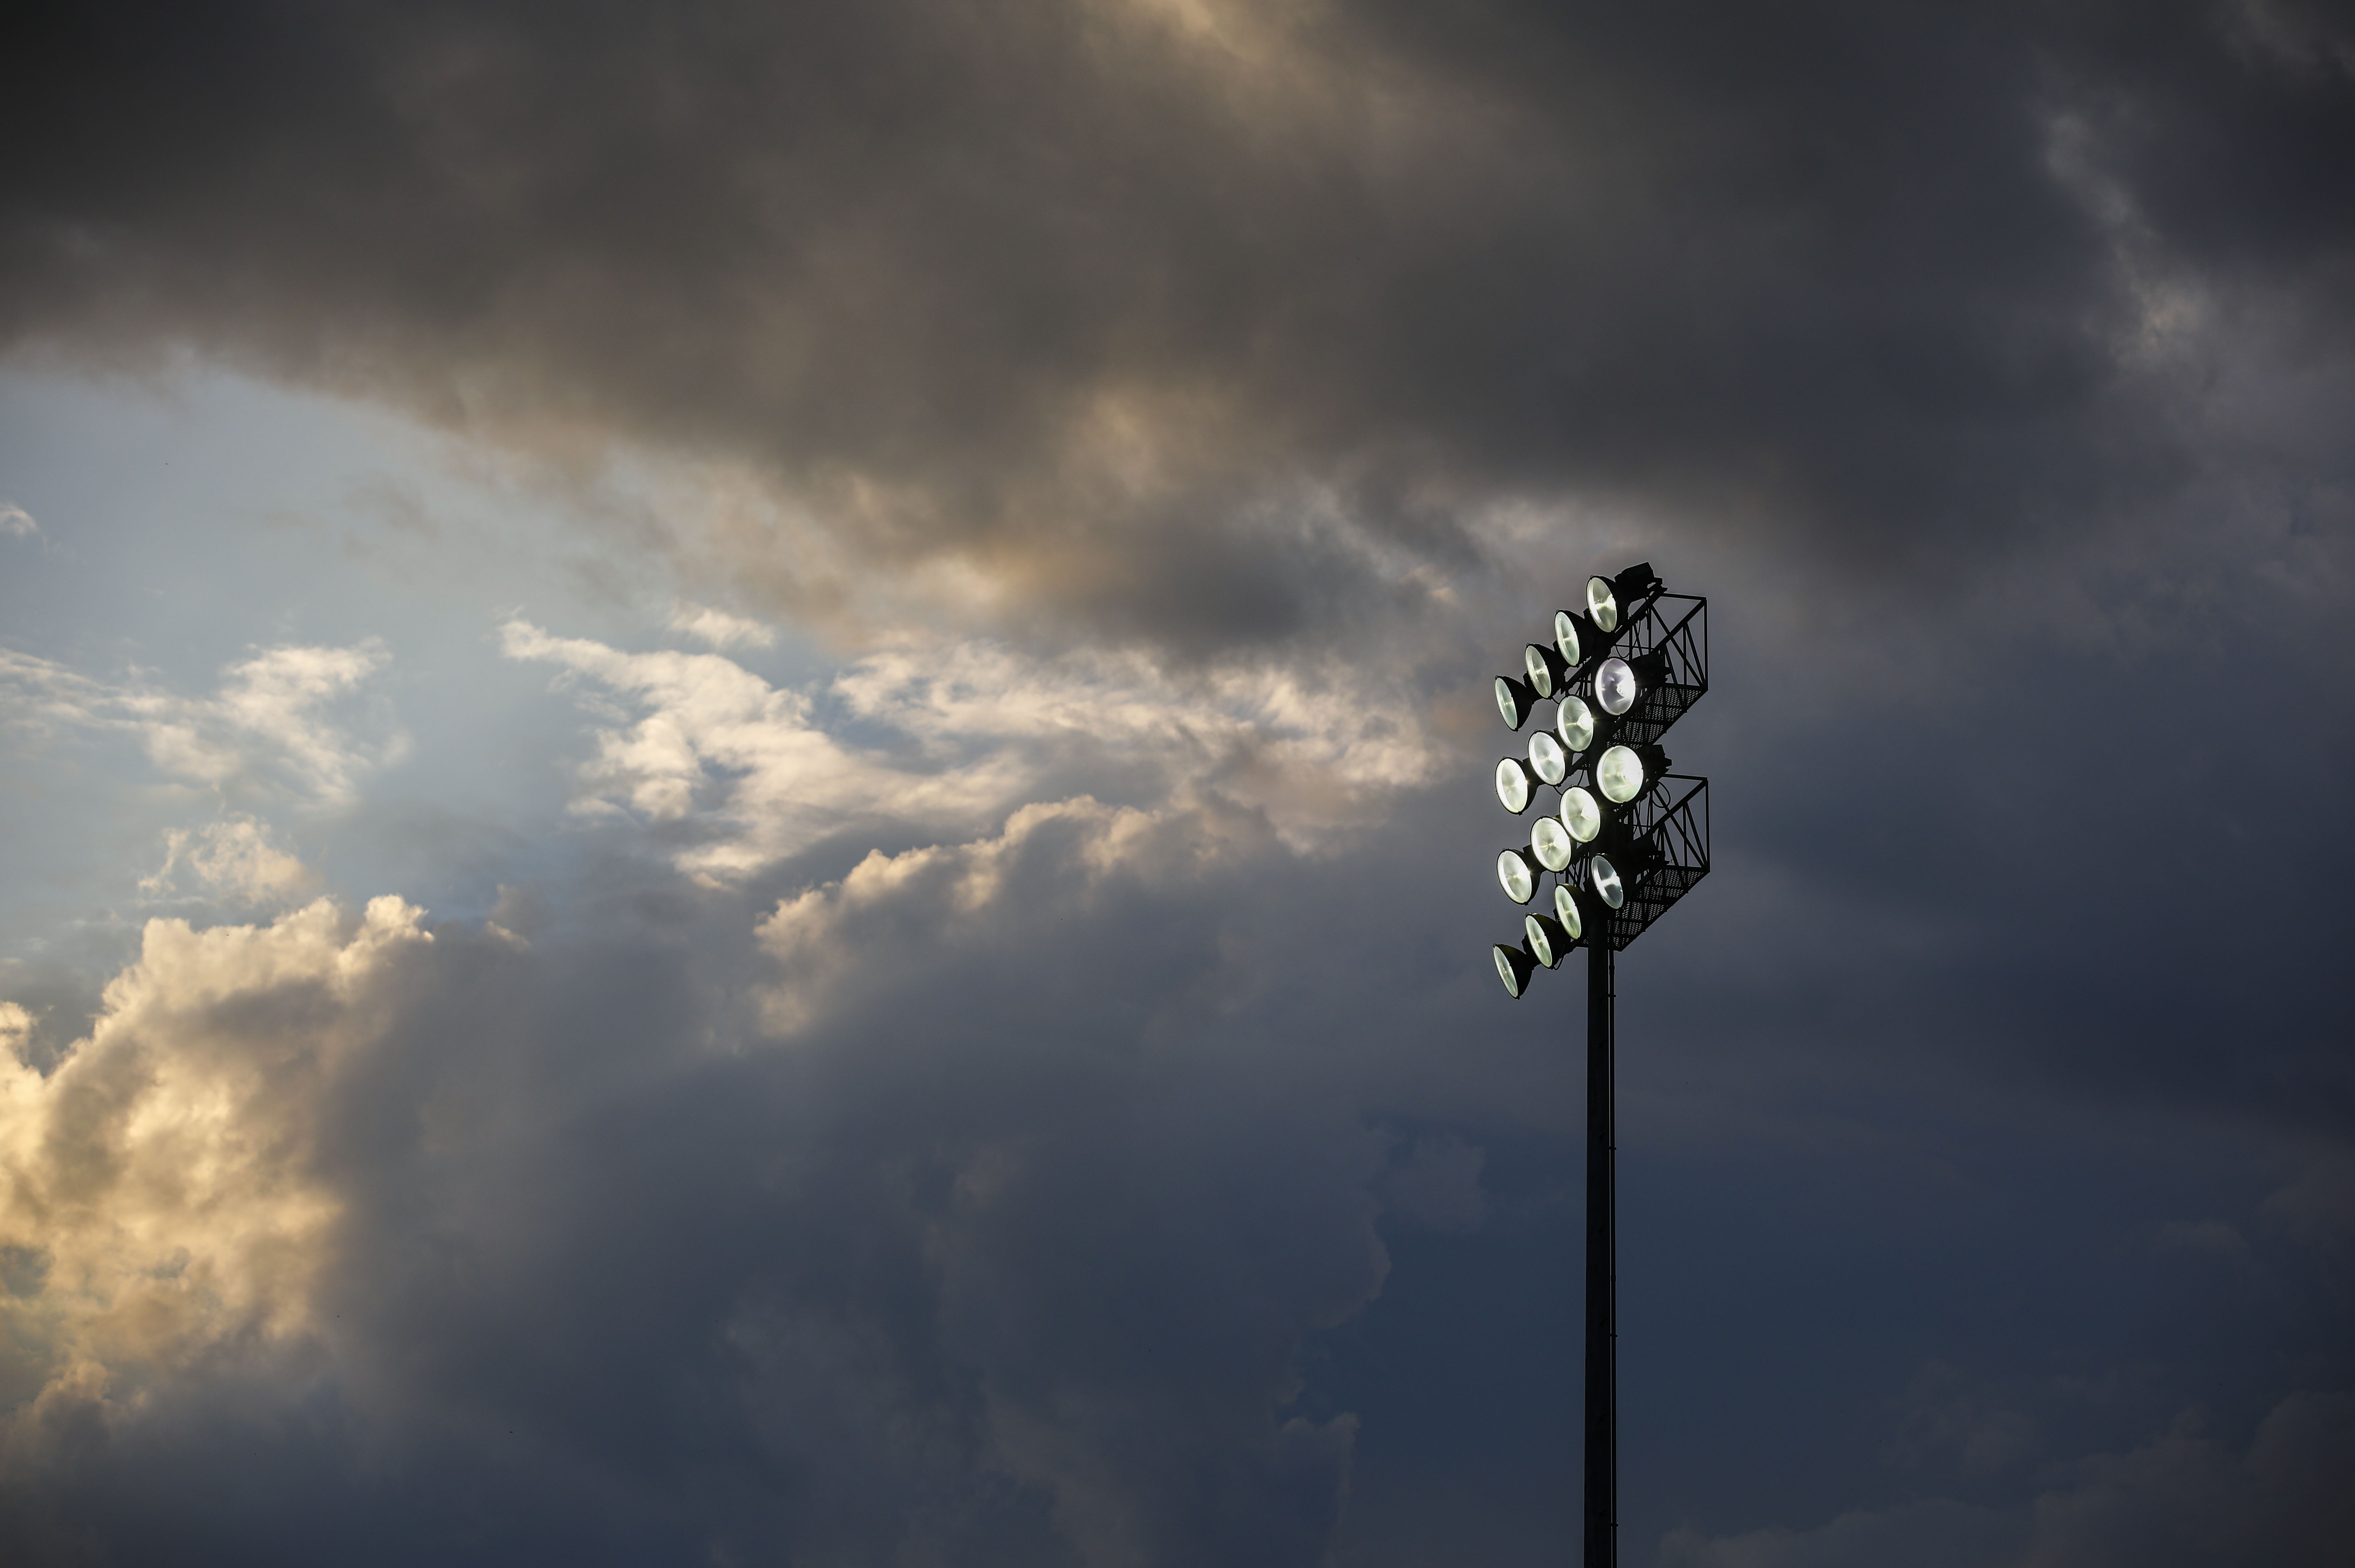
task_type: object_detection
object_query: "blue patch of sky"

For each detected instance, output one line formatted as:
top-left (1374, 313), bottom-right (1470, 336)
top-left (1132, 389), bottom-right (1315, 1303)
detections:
top-left (0, 364), bottom-right (839, 968)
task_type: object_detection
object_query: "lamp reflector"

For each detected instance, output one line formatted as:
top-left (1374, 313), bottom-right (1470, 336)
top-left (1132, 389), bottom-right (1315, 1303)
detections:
top-left (1560, 786), bottom-right (1602, 842)
top-left (1528, 730), bottom-right (1566, 786)
top-left (1496, 848), bottom-right (1537, 904)
top-left (1589, 853), bottom-right (1625, 909)
top-left (1554, 610), bottom-right (1582, 666)
top-left (1494, 942), bottom-right (1538, 998)
top-left (1495, 758), bottom-right (1532, 814)
top-left (1524, 644), bottom-right (1554, 697)
top-left (1597, 744), bottom-right (1645, 803)
top-left (1553, 883), bottom-right (1583, 940)
top-left (1525, 913), bottom-right (1571, 969)
top-left (1596, 656), bottom-right (1636, 716)
top-left (1531, 815), bottom-right (1573, 872)
top-left (1495, 675), bottom-right (1537, 731)
top-left (1586, 575), bottom-right (1619, 634)
top-left (1555, 693), bottom-right (1595, 753)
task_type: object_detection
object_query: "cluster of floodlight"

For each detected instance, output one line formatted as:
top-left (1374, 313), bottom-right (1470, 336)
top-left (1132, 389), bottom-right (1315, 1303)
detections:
top-left (1490, 563), bottom-right (1672, 998)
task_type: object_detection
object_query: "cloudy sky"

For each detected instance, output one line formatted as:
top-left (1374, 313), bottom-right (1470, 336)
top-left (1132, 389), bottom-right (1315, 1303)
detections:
top-left (1, 2), bottom-right (2351, 1563)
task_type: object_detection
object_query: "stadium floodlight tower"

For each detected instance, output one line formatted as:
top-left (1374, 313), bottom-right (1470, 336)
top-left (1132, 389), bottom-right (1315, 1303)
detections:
top-left (1489, 562), bottom-right (1710, 1568)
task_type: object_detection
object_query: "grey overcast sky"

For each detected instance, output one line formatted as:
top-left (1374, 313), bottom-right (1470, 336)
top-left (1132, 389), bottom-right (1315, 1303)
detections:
top-left (1, 2), bottom-right (2351, 1564)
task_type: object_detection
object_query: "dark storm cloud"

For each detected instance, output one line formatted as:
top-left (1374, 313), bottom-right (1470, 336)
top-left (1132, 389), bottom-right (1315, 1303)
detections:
top-left (4, 621), bottom-right (2348, 1566)
top-left (6, 0), bottom-right (2351, 644)
top-left (0, 807), bottom-right (1453, 1567)
top-left (0, 742), bottom-right (1435, 1566)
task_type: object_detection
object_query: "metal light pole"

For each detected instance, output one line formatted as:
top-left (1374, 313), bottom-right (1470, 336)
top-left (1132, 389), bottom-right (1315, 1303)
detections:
top-left (1486, 565), bottom-right (1711, 1568)
top-left (1585, 928), bottom-right (1615, 1567)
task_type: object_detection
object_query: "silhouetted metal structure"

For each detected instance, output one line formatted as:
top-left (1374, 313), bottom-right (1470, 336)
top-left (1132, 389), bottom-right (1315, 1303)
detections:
top-left (1484, 567), bottom-right (1711, 1567)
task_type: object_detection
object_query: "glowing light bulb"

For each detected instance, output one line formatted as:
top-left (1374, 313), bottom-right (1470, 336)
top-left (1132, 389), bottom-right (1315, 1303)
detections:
top-left (1497, 849), bottom-right (1536, 905)
top-left (1556, 694), bottom-right (1595, 752)
top-left (1532, 816), bottom-right (1573, 872)
top-left (1597, 745), bottom-right (1645, 804)
top-left (1561, 786), bottom-right (1602, 842)
top-left (1553, 883), bottom-right (1582, 940)
top-left (1596, 657), bottom-right (1635, 716)
top-left (1528, 731), bottom-right (1566, 786)
top-left (1586, 576), bottom-right (1619, 635)
top-left (1495, 758), bottom-right (1532, 813)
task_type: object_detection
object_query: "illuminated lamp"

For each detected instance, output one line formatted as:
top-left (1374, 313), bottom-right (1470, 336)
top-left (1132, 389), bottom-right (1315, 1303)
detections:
top-left (1528, 730), bottom-right (1567, 786)
top-left (1586, 576), bottom-right (1620, 635)
top-left (1532, 815), bottom-right (1575, 872)
top-left (1556, 693), bottom-right (1596, 753)
top-left (1595, 657), bottom-right (1637, 717)
top-left (1496, 758), bottom-right (1534, 814)
top-left (1496, 674), bottom-right (1539, 731)
top-left (1494, 940), bottom-right (1539, 998)
top-left (1496, 847), bottom-right (1538, 905)
top-left (1524, 912), bottom-right (1575, 969)
top-left (1525, 642), bottom-right (1572, 698)
top-left (1554, 610), bottom-right (1585, 669)
top-left (1560, 786), bottom-right (1603, 843)
top-left (1587, 853), bottom-right (1625, 910)
top-left (1595, 743), bottom-right (1671, 805)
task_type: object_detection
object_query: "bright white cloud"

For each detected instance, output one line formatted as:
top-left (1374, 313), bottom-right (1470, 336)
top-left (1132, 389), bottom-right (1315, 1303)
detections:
top-left (500, 619), bottom-right (1025, 881)
top-left (670, 601), bottom-right (779, 650)
top-left (0, 638), bottom-right (397, 807)
top-left (0, 502), bottom-right (36, 540)
top-left (501, 620), bottom-right (1440, 882)
top-left (139, 817), bottom-right (316, 905)
top-left (0, 898), bottom-right (430, 1434)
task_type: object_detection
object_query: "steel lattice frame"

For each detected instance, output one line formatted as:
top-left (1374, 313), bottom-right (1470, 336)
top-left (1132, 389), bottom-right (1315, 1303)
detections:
top-left (1516, 590), bottom-right (1711, 956)
top-left (1598, 774), bottom-right (1709, 952)
top-left (1584, 593), bottom-right (1709, 749)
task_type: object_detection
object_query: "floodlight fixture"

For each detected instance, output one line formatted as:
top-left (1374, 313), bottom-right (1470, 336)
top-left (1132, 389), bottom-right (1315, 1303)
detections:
top-left (1559, 607), bottom-right (1612, 671)
top-left (1529, 730), bottom-right (1568, 785)
top-left (1596, 745), bottom-right (1644, 804)
top-left (1561, 786), bottom-right (1602, 843)
top-left (1595, 742), bottom-right (1671, 806)
top-left (1524, 912), bottom-right (1575, 969)
top-left (1494, 940), bottom-right (1539, 998)
top-left (1496, 674), bottom-right (1539, 731)
top-left (1526, 642), bottom-right (1572, 697)
top-left (1596, 656), bottom-right (1637, 716)
top-left (1586, 853), bottom-right (1625, 909)
top-left (1553, 883), bottom-right (1584, 940)
top-left (1496, 847), bottom-right (1538, 904)
top-left (1586, 576), bottom-right (1620, 635)
top-left (1532, 815), bottom-right (1575, 872)
top-left (1554, 610), bottom-right (1585, 667)
top-left (1556, 693), bottom-right (1596, 753)
top-left (1496, 758), bottom-right (1534, 813)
